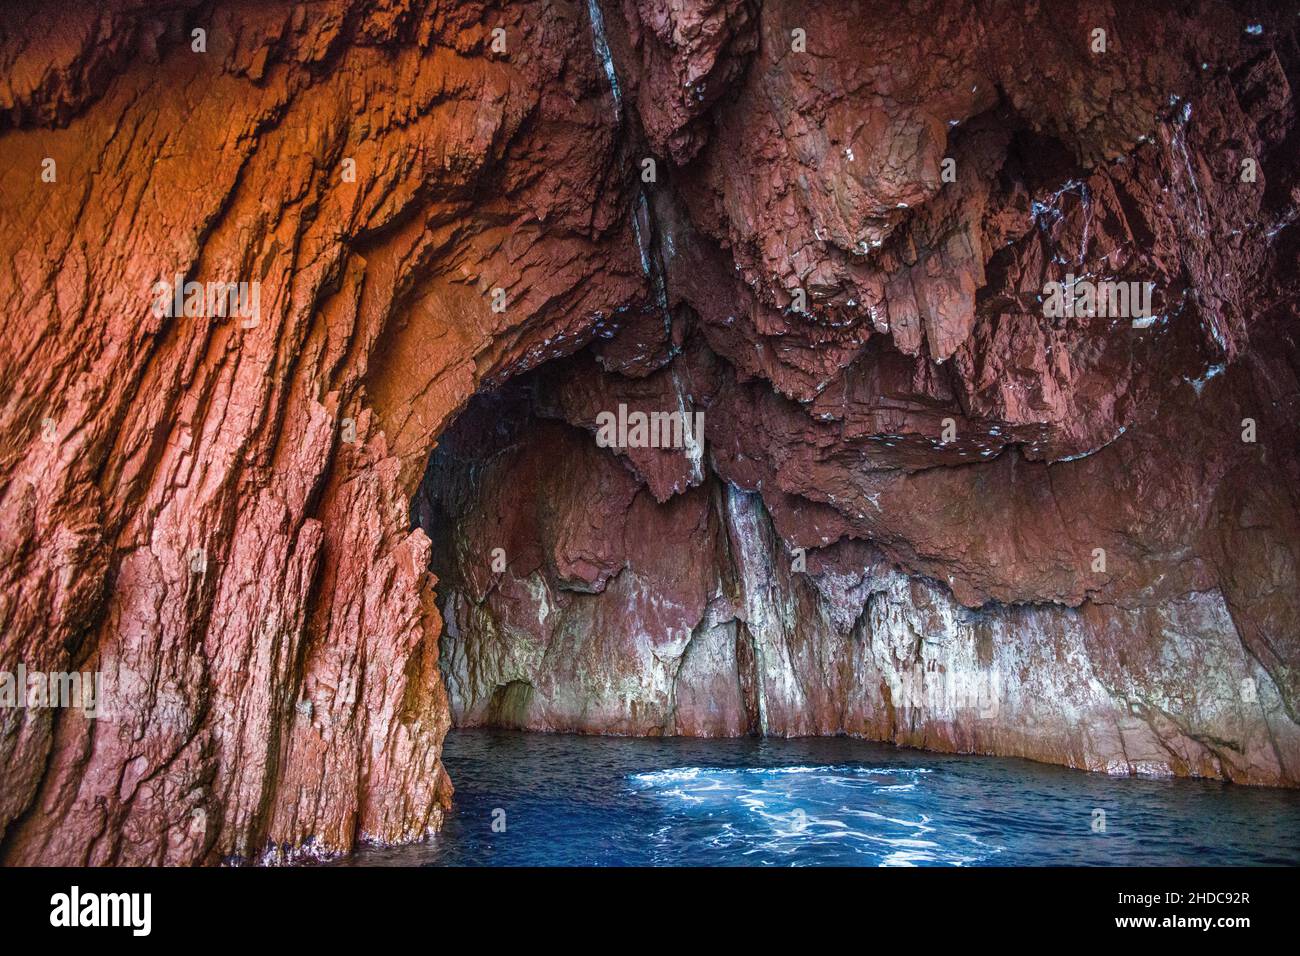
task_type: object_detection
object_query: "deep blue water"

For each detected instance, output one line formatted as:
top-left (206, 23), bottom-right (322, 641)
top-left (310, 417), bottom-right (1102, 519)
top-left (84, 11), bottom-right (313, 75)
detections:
top-left (338, 730), bottom-right (1300, 866)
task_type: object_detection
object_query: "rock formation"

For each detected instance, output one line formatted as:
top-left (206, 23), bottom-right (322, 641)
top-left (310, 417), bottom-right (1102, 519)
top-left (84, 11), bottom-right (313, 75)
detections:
top-left (1, 0), bottom-right (1298, 865)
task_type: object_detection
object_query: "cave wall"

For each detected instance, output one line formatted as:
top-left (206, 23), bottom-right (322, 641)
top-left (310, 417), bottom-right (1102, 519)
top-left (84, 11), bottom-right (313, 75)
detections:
top-left (1, 0), bottom-right (1298, 864)
top-left (421, 353), bottom-right (1299, 785)
top-left (420, 0), bottom-right (1300, 784)
top-left (0, 0), bottom-right (644, 865)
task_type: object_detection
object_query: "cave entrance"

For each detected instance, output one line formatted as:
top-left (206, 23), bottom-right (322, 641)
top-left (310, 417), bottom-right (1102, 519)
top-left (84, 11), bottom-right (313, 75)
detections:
top-left (408, 323), bottom-right (791, 739)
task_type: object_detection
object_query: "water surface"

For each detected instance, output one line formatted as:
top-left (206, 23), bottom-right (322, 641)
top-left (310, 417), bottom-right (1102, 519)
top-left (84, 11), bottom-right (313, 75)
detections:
top-left (339, 730), bottom-right (1300, 866)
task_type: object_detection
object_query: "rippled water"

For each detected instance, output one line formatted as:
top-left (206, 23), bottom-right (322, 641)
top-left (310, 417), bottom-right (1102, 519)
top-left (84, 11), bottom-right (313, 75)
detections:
top-left (338, 730), bottom-right (1300, 866)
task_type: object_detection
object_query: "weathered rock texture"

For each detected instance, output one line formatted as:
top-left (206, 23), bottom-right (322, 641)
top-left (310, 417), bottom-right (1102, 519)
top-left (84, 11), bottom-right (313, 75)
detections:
top-left (1, 0), bottom-right (1298, 864)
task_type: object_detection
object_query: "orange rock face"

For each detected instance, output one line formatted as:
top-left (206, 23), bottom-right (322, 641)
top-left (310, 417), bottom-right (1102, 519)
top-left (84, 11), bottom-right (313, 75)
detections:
top-left (1, 0), bottom-right (1298, 864)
